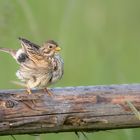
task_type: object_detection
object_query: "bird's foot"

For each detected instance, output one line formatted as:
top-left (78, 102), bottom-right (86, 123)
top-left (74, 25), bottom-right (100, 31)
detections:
top-left (26, 88), bottom-right (32, 94)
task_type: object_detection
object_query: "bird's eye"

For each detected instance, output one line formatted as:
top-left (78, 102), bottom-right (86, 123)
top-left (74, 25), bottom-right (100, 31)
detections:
top-left (49, 45), bottom-right (53, 49)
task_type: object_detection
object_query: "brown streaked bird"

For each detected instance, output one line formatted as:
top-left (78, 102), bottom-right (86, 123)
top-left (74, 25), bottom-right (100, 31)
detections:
top-left (0, 37), bottom-right (64, 94)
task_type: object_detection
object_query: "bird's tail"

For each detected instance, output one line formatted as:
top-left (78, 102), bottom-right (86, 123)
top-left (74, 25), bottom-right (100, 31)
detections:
top-left (0, 48), bottom-right (16, 57)
top-left (10, 80), bottom-right (26, 87)
top-left (0, 47), bottom-right (13, 53)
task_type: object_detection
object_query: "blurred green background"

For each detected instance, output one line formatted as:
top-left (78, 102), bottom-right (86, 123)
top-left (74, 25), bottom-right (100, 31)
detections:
top-left (0, 0), bottom-right (140, 140)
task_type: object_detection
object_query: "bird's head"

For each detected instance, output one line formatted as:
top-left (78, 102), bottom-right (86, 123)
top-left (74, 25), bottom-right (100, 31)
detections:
top-left (41, 40), bottom-right (61, 57)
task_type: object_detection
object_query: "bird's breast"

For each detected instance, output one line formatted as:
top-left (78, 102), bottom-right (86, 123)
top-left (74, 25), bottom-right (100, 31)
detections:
top-left (49, 54), bottom-right (64, 84)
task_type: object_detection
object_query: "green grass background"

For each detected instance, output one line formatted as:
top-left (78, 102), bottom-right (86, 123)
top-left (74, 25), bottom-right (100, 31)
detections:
top-left (0, 0), bottom-right (140, 140)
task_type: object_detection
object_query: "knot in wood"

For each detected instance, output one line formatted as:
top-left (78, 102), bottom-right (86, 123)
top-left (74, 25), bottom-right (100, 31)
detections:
top-left (5, 100), bottom-right (15, 108)
top-left (65, 116), bottom-right (86, 126)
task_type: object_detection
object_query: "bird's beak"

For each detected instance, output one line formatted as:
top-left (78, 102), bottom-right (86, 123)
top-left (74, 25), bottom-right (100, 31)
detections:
top-left (55, 47), bottom-right (61, 52)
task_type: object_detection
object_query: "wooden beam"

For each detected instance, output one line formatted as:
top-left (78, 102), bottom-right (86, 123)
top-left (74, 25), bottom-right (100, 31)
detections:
top-left (0, 84), bottom-right (140, 135)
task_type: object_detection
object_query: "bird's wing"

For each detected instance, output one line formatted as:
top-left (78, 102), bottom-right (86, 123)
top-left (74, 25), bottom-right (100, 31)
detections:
top-left (19, 37), bottom-right (40, 50)
top-left (18, 37), bottom-right (43, 63)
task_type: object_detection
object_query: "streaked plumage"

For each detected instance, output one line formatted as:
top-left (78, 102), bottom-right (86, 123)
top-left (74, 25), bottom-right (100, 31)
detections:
top-left (0, 37), bottom-right (64, 94)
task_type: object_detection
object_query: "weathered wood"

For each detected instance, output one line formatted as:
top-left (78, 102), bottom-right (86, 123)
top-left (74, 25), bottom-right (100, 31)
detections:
top-left (0, 84), bottom-right (140, 135)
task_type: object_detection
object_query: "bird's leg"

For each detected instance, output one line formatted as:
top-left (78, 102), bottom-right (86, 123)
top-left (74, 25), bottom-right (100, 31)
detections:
top-left (25, 77), bottom-right (39, 94)
top-left (11, 80), bottom-right (32, 94)
top-left (43, 88), bottom-right (53, 96)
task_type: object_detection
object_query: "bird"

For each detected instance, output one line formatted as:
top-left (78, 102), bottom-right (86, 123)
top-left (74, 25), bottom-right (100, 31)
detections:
top-left (0, 37), bottom-right (64, 95)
